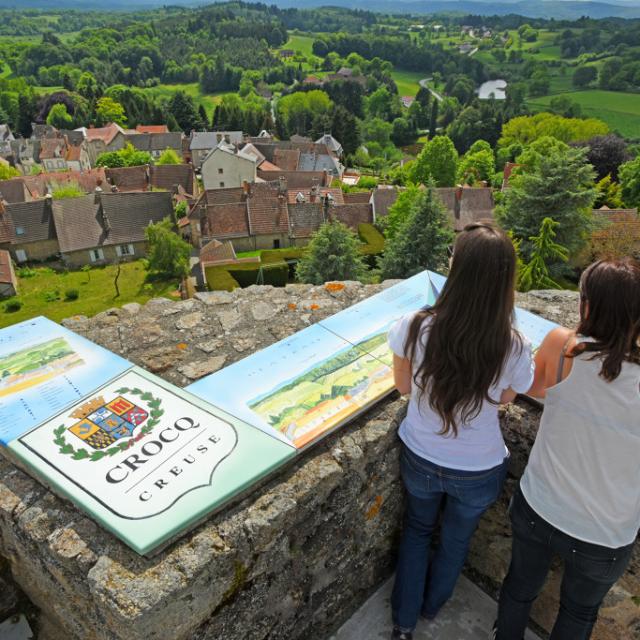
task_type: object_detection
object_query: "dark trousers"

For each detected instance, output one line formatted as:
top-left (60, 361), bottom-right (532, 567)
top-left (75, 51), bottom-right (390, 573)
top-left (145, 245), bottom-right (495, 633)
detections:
top-left (497, 486), bottom-right (635, 640)
top-left (391, 444), bottom-right (509, 631)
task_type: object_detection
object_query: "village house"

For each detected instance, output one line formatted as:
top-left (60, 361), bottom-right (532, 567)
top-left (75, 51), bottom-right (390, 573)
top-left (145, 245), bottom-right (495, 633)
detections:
top-left (0, 196), bottom-right (59, 263)
top-left (249, 140), bottom-right (344, 178)
top-left (129, 132), bottom-right (184, 160)
top-left (401, 96), bottom-right (415, 108)
top-left (189, 131), bottom-right (244, 168)
top-left (200, 142), bottom-right (257, 191)
top-left (51, 190), bottom-right (174, 267)
top-left (0, 248), bottom-right (17, 297)
top-left (315, 134), bottom-right (343, 157)
top-left (135, 125), bottom-right (170, 134)
top-left (0, 169), bottom-right (108, 203)
top-left (104, 164), bottom-right (197, 196)
top-left (0, 125), bottom-right (15, 160)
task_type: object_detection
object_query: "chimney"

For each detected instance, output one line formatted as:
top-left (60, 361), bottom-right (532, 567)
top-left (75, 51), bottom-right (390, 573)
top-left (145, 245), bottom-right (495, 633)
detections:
top-left (111, 185), bottom-right (118, 193)
top-left (278, 175), bottom-right (287, 196)
top-left (322, 169), bottom-right (328, 186)
top-left (310, 178), bottom-right (319, 203)
top-left (242, 180), bottom-right (251, 197)
top-left (94, 185), bottom-right (103, 205)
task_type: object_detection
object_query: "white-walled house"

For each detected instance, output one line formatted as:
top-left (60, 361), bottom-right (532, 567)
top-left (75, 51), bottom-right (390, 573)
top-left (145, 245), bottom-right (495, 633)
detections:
top-left (201, 142), bottom-right (257, 190)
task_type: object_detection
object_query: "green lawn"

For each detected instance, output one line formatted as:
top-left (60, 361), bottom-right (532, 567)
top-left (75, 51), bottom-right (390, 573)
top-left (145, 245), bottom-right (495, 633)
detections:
top-left (1, 262), bottom-right (180, 328)
top-left (391, 70), bottom-right (424, 97)
top-left (528, 90), bottom-right (640, 139)
top-left (143, 83), bottom-right (226, 120)
top-left (283, 34), bottom-right (317, 57)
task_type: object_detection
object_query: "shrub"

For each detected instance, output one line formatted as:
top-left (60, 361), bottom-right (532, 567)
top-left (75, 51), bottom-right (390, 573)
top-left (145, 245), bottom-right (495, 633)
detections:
top-left (228, 263), bottom-right (289, 287)
top-left (17, 267), bottom-right (37, 278)
top-left (4, 299), bottom-right (22, 312)
top-left (357, 176), bottom-right (379, 189)
top-left (65, 288), bottom-right (79, 301)
top-left (205, 267), bottom-right (240, 291)
top-left (44, 290), bottom-right (61, 302)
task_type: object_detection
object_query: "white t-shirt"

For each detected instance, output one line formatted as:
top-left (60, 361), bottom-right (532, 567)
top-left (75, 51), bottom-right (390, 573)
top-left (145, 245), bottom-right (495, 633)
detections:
top-left (388, 312), bottom-right (534, 471)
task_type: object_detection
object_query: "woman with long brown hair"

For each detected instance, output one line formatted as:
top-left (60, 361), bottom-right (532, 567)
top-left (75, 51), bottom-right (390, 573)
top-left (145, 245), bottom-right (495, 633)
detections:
top-left (495, 257), bottom-right (640, 640)
top-left (388, 223), bottom-right (534, 640)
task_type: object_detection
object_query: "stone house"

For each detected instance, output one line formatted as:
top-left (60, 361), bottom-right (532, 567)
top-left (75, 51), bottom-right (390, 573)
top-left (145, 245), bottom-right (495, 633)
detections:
top-left (51, 191), bottom-right (174, 267)
top-left (105, 164), bottom-right (197, 196)
top-left (189, 131), bottom-right (244, 168)
top-left (38, 138), bottom-right (69, 173)
top-left (129, 132), bottom-right (184, 161)
top-left (0, 248), bottom-right (17, 297)
top-left (0, 196), bottom-right (59, 263)
top-left (315, 134), bottom-right (343, 157)
top-left (256, 169), bottom-right (330, 189)
top-left (0, 124), bottom-right (15, 161)
top-left (10, 138), bottom-right (40, 174)
top-left (200, 143), bottom-right (257, 191)
top-left (0, 169), bottom-right (108, 203)
top-left (250, 140), bottom-right (344, 179)
top-left (136, 125), bottom-right (170, 134)
top-left (64, 141), bottom-right (92, 173)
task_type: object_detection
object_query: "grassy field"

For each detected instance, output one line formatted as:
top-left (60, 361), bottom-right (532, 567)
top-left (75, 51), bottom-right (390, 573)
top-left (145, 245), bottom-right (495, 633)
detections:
top-left (391, 70), bottom-right (424, 97)
top-left (1, 262), bottom-right (180, 329)
top-left (283, 33), bottom-right (317, 56)
top-left (143, 83), bottom-right (226, 120)
top-left (528, 90), bottom-right (640, 139)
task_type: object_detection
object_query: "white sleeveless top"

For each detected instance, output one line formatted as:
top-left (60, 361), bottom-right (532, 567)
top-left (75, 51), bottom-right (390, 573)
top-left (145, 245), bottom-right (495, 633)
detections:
top-left (521, 346), bottom-right (640, 548)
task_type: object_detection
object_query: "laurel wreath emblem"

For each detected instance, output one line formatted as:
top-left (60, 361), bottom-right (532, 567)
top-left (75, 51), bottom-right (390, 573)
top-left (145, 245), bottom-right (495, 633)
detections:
top-left (52, 387), bottom-right (164, 462)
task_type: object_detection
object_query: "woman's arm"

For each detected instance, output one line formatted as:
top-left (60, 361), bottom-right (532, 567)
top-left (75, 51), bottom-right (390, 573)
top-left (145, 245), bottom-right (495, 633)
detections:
top-left (526, 327), bottom-right (574, 398)
top-left (393, 354), bottom-right (412, 395)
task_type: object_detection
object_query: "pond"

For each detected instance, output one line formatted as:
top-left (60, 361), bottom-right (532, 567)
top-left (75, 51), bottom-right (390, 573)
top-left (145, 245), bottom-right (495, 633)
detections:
top-left (478, 79), bottom-right (507, 100)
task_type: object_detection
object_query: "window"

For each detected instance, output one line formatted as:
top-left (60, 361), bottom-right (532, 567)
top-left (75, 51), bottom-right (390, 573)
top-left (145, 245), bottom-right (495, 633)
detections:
top-left (273, 239), bottom-right (280, 249)
top-left (15, 226), bottom-right (25, 236)
top-left (89, 248), bottom-right (104, 263)
top-left (218, 168), bottom-right (224, 175)
top-left (116, 244), bottom-right (134, 257)
top-left (219, 182), bottom-right (225, 188)
top-left (15, 249), bottom-right (27, 263)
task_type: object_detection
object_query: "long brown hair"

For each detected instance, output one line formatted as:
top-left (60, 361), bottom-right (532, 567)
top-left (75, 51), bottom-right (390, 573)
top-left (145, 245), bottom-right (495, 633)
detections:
top-left (404, 223), bottom-right (521, 437)
top-left (571, 258), bottom-right (640, 380)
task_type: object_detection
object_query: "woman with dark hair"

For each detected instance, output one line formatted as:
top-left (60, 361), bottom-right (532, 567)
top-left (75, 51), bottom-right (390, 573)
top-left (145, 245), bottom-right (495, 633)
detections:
top-left (388, 223), bottom-right (534, 640)
top-left (495, 257), bottom-right (640, 640)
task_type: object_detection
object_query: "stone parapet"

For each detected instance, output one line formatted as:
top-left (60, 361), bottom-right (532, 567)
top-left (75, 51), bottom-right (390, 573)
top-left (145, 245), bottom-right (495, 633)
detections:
top-left (0, 284), bottom-right (637, 639)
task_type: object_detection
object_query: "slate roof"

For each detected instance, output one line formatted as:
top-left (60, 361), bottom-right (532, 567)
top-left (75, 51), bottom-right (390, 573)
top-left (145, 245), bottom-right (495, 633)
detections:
top-left (315, 134), bottom-right (342, 155)
top-left (239, 143), bottom-right (266, 166)
top-left (3, 199), bottom-right (56, 245)
top-left (130, 132), bottom-right (183, 152)
top-left (190, 131), bottom-right (243, 150)
top-left (298, 152), bottom-right (342, 175)
top-left (52, 191), bottom-right (173, 253)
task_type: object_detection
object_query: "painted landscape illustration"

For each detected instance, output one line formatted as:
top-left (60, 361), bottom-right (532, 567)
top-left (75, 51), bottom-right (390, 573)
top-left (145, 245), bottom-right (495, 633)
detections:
top-left (248, 331), bottom-right (394, 448)
top-left (0, 337), bottom-right (84, 398)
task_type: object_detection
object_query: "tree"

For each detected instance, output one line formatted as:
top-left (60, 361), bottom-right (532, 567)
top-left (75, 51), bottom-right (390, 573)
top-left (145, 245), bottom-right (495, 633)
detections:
top-left (296, 221), bottom-right (367, 285)
top-left (518, 218), bottom-right (569, 291)
top-left (144, 218), bottom-right (191, 279)
top-left (95, 96), bottom-right (126, 126)
top-left (457, 148), bottom-right (495, 185)
top-left (549, 96), bottom-right (582, 119)
top-left (573, 65), bottom-right (597, 88)
top-left (382, 184), bottom-right (421, 240)
top-left (0, 163), bottom-right (20, 180)
top-left (496, 145), bottom-right (596, 261)
top-left (429, 100), bottom-right (439, 138)
top-left (594, 174), bottom-right (623, 209)
top-left (582, 134), bottom-right (630, 181)
top-left (391, 117), bottom-right (417, 147)
top-left (619, 156), bottom-right (640, 208)
top-left (76, 72), bottom-right (98, 101)
top-left (410, 135), bottom-right (458, 187)
top-left (96, 143), bottom-right (152, 168)
top-left (46, 103), bottom-right (73, 129)
top-left (156, 148), bottom-right (182, 165)
top-left (379, 184), bottom-right (453, 279)
top-left (330, 105), bottom-right (360, 156)
top-left (168, 90), bottom-right (203, 134)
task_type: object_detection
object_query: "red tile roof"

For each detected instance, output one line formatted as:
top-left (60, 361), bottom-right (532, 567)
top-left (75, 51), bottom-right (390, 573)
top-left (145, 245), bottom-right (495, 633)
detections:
top-left (287, 187), bottom-right (344, 205)
top-left (247, 182), bottom-right (289, 235)
top-left (273, 148), bottom-right (300, 171)
top-left (204, 203), bottom-right (249, 238)
top-left (0, 249), bottom-right (16, 286)
top-left (136, 125), bottom-right (170, 134)
top-left (259, 160), bottom-right (281, 171)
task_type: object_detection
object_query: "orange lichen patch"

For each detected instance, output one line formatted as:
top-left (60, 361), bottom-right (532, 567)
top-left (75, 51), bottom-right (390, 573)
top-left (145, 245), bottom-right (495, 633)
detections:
top-left (366, 495), bottom-right (383, 520)
top-left (309, 303), bottom-right (320, 310)
top-left (170, 290), bottom-right (181, 298)
top-left (325, 282), bottom-right (345, 292)
top-left (288, 302), bottom-right (297, 310)
top-left (176, 343), bottom-right (188, 350)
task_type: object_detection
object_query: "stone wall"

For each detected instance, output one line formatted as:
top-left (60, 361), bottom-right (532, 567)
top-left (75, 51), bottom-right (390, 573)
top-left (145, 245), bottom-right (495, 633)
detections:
top-left (0, 284), bottom-right (637, 640)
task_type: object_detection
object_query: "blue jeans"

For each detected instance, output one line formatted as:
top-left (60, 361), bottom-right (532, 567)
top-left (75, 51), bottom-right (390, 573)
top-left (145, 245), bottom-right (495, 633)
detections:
top-left (391, 444), bottom-right (509, 631)
top-left (497, 486), bottom-right (635, 640)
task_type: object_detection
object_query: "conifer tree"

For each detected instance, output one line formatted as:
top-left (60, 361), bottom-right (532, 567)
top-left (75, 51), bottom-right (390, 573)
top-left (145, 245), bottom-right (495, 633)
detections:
top-left (496, 145), bottom-right (596, 260)
top-left (296, 221), bottom-right (367, 285)
top-left (379, 183), bottom-right (453, 279)
top-left (519, 218), bottom-right (569, 291)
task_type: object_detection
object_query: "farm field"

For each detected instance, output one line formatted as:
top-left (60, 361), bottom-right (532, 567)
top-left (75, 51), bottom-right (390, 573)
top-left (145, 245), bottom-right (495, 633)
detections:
top-left (1, 262), bottom-right (179, 329)
top-left (143, 83), bottom-right (226, 120)
top-left (283, 33), bottom-right (317, 56)
top-left (528, 90), bottom-right (640, 139)
top-left (391, 70), bottom-right (424, 97)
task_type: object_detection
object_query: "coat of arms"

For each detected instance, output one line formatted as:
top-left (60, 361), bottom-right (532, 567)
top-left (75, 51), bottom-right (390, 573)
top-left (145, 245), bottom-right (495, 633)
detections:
top-left (68, 395), bottom-right (149, 450)
top-left (53, 387), bottom-right (163, 462)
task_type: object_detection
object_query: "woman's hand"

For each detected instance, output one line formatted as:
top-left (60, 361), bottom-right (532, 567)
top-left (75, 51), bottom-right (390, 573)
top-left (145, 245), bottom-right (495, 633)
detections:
top-left (393, 354), bottom-right (412, 395)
